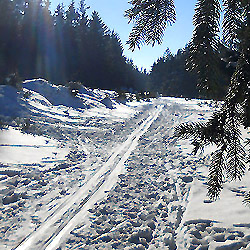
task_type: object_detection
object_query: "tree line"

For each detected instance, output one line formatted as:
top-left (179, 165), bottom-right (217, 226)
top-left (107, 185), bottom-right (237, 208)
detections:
top-left (0, 0), bottom-right (148, 91)
top-left (149, 44), bottom-right (235, 99)
top-left (1, 0), bottom-right (234, 100)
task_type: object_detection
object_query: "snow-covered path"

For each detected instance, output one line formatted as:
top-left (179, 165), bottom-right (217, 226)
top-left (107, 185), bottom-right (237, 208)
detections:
top-left (57, 99), bottom-right (210, 250)
top-left (14, 105), bottom-right (163, 250)
top-left (1, 81), bottom-right (250, 250)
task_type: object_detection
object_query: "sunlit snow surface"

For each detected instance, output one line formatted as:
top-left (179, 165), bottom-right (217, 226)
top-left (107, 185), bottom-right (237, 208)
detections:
top-left (0, 128), bottom-right (68, 165)
top-left (0, 79), bottom-right (250, 250)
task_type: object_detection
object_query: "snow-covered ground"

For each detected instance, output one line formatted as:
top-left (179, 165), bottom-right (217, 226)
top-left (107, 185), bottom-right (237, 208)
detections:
top-left (0, 79), bottom-right (250, 250)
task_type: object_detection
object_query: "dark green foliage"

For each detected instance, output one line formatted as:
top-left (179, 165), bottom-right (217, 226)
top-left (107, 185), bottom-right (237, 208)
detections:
top-left (222, 0), bottom-right (243, 49)
top-left (149, 47), bottom-right (198, 98)
top-left (149, 44), bottom-right (234, 99)
top-left (243, 192), bottom-right (250, 206)
top-left (125, 0), bottom-right (176, 50)
top-left (175, 103), bottom-right (247, 199)
top-left (0, 0), bottom-right (146, 92)
top-left (187, 0), bottom-right (222, 99)
top-left (175, 110), bottom-right (228, 153)
top-left (125, 0), bottom-right (250, 202)
top-left (208, 149), bottom-right (225, 200)
top-left (0, 0), bottom-right (21, 82)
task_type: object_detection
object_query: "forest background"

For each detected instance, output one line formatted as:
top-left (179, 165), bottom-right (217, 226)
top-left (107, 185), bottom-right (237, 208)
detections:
top-left (0, 0), bottom-right (235, 99)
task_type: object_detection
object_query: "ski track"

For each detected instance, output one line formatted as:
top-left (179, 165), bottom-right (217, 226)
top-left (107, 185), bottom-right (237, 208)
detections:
top-left (3, 91), bottom-right (248, 250)
top-left (0, 98), bottom-right (212, 250)
top-left (58, 100), bottom-right (214, 250)
top-left (13, 105), bottom-right (163, 250)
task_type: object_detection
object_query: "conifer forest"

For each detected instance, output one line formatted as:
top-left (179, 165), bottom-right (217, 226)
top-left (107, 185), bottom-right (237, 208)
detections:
top-left (0, 0), bottom-right (235, 98)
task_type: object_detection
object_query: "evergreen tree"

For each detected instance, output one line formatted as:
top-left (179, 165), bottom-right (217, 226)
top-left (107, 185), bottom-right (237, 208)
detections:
top-left (0, 0), bottom-right (148, 93)
top-left (87, 11), bottom-right (110, 88)
top-left (103, 32), bottom-right (126, 89)
top-left (150, 47), bottom-right (198, 97)
top-left (126, 0), bottom-right (250, 202)
top-left (36, 0), bottom-right (54, 79)
top-left (150, 48), bottom-right (174, 94)
top-left (18, 0), bottom-right (54, 79)
top-left (125, 0), bottom-right (176, 50)
top-left (54, 3), bottom-right (67, 82)
top-left (187, 0), bottom-right (221, 99)
top-left (75, 0), bottom-right (90, 82)
top-left (0, 0), bottom-right (21, 83)
top-left (64, 0), bottom-right (80, 80)
top-left (19, 0), bottom-right (40, 77)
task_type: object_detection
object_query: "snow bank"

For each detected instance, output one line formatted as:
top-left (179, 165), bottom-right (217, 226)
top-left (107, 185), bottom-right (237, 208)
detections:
top-left (22, 79), bottom-right (117, 109)
top-left (0, 79), bottom-right (138, 125)
top-left (0, 85), bottom-right (27, 118)
top-left (0, 78), bottom-right (145, 249)
top-left (0, 128), bottom-right (68, 165)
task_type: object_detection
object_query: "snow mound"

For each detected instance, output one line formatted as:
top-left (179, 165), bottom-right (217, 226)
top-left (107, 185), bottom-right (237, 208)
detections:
top-left (0, 85), bottom-right (27, 118)
top-left (0, 79), bottom-right (131, 121)
top-left (22, 79), bottom-right (117, 109)
top-left (0, 127), bottom-right (68, 165)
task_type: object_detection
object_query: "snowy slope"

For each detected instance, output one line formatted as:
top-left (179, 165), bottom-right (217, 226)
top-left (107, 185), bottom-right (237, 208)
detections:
top-left (0, 80), bottom-right (250, 250)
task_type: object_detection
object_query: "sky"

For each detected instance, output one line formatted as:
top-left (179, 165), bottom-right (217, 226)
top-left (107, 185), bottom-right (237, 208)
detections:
top-left (50, 0), bottom-right (197, 71)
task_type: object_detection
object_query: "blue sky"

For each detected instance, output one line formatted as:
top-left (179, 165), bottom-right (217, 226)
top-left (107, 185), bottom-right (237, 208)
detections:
top-left (50, 0), bottom-right (196, 71)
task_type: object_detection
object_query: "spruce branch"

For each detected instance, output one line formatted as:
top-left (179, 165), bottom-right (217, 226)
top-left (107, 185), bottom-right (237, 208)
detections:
top-left (207, 148), bottom-right (225, 200)
top-left (243, 191), bottom-right (250, 207)
top-left (222, 0), bottom-right (243, 49)
top-left (125, 0), bottom-right (176, 50)
top-left (224, 116), bottom-right (246, 181)
top-left (174, 122), bottom-right (205, 140)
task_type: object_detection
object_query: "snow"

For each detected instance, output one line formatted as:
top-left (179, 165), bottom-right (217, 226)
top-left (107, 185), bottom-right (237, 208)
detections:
top-left (0, 128), bottom-right (68, 165)
top-left (0, 79), bottom-right (249, 250)
top-left (177, 172), bottom-right (250, 249)
top-left (0, 85), bottom-right (27, 118)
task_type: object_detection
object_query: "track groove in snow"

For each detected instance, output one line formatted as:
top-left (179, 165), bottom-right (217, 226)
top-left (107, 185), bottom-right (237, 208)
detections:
top-left (13, 105), bottom-right (163, 250)
top-left (2, 81), bottom-right (250, 249)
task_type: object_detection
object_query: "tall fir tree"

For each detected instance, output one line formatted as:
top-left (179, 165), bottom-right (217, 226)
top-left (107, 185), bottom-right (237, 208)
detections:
top-left (126, 0), bottom-right (250, 203)
top-left (175, 0), bottom-right (250, 201)
top-left (187, 0), bottom-right (221, 99)
top-left (64, 0), bottom-right (80, 80)
top-left (0, 0), bottom-right (22, 83)
top-left (54, 3), bottom-right (67, 82)
top-left (87, 11), bottom-right (110, 88)
top-left (75, 0), bottom-right (89, 82)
